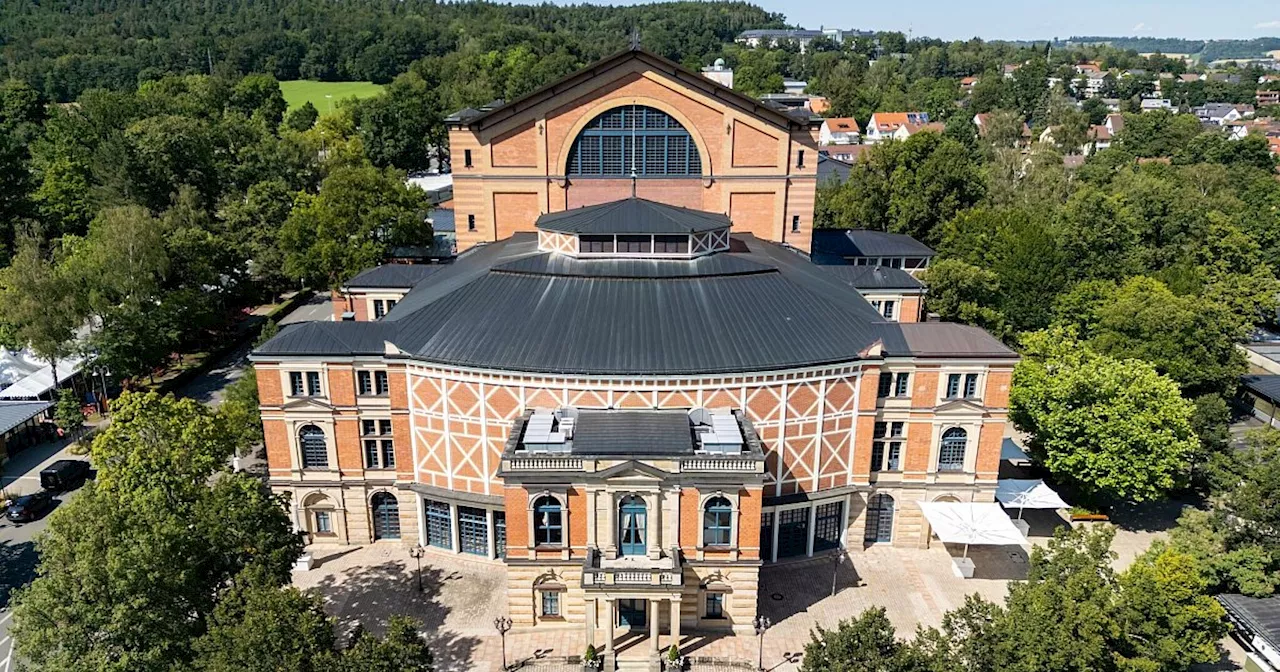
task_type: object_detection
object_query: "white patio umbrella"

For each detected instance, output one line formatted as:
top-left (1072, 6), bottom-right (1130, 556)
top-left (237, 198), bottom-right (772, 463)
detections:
top-left (918, 502), bottom-right (1026, 558)
top-left (994, 479), bottom-right (1069, 520)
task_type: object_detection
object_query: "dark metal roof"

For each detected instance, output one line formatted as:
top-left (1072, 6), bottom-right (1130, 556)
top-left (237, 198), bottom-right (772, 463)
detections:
top-left (254, 202), bottom-right (1012, 374)
top-left (881, 323), bottom-right (1016, 358)
top-left (819, 265), bottom-right (924, 290)
top-left (255, 321), bottom-right (397, 356)
top-left (536, 198), bottom-right (729, 235)
top-left (811, 229), bottom-right (936, 258)
top-left (817, 154), bottom-right (853, 184)
top-left (0, 400), bottom-right (51, 435)
top-left (343, 264), bottom-right (447, 290)
top-left (1218, 594), bottom-right (1280, 652)
top-left (494, 251), bottom-right (772, 279)
top-left (430, 208), bottom-right (455, 233)
top-left (1242, 374), bottom-right (1280, 403)
top-left (567, 410), bottom-right (693, 456)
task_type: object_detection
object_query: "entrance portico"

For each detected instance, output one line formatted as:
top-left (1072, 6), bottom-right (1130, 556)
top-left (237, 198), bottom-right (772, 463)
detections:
top-left (585, 594), bottom-right (683, 661)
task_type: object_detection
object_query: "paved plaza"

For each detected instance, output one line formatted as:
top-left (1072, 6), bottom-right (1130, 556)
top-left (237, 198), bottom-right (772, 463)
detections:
top-left (291, 506), bottom-right (1251, 672)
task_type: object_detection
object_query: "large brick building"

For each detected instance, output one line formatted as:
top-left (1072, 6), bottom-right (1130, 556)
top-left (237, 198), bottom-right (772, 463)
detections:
top-left (252, 46), bottom-right (1016, 666)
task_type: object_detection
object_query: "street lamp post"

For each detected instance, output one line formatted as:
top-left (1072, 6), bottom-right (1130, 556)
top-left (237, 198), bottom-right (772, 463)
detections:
top-left (753, 614), bottom-right (772, 671)
top-left (408, 546), bottom-right (425, 593)
top-left (494, 616), bottom-right (513, 670)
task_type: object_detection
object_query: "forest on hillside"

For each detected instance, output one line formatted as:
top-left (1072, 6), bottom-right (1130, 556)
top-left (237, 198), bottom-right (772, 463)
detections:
top-left (0, 0), bottom-right (784, 100)
top-left (1067, 36), bottom-right (1280, 60)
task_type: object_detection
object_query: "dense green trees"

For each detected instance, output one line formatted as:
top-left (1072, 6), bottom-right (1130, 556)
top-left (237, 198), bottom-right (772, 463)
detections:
top-left (10, 392), bottom-right (433, 672)
top-left (1010, 328), bottom-right (1199, 502)
top-left (802, 526), bottom-right (1227, 672)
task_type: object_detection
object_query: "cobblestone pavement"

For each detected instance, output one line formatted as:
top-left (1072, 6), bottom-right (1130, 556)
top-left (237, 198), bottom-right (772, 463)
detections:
top-left (293, 510), bottom-right (1243, 672)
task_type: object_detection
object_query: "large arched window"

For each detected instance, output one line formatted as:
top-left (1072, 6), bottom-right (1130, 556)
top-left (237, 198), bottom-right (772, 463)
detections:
top-left (567, 105), bottom-right (702, 176)
top-left (533, 496), bottom-right (563, 547)
top-left (703, 497), bottom-right (733, 547)
top-left (299, 425), bottom-right (328, 469)
top-left (938, 428), bottom-right (968, 472)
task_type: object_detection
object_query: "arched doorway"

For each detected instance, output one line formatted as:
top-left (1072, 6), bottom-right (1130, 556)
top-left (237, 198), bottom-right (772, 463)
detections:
top-left (863, 493), bottom-right (895, 544)
top-left (371, 492), bottom-right (401, 541)
top-left (302, 492), bottom-right (336, 539)
top-left (618, 495), bottom-right (647, 557)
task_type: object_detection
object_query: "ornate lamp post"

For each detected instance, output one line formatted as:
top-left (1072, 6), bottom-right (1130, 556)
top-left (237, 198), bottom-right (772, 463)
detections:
top-left (408, 546), bottom-right (425, 593)
top-left (753, 614), bottom-right (772, 671)
top-left (494, 616), bottom-right (513, 670)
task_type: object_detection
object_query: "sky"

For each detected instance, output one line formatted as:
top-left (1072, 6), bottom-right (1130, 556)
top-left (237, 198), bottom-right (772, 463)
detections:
top-left (521, 0), bottom-right (1280, 42)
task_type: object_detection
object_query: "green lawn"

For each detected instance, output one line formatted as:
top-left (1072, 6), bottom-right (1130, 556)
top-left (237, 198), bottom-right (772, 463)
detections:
top-left (279, 80), bottom-right (385, 116)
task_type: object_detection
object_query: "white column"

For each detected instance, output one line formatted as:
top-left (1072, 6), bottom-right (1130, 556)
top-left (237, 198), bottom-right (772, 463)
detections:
top-left (604, 599), bottom-right (616, 657)
top-left (645, 491), bottom-right (661, 560)
top-left (670, 599), bottom-right (682, 651)
top-left (770, 510), bottom-right (780, 563)
top-left (650, 598), bottom-right (660, 651)
top-left (806, 503), bottom-right (817, 557)
top-left (449, 502), bottom-right (460, 553)
top-left (416, 492), bottom-right (426, 547)
top-left (840, 494), bottom-right (852, 548)
top-left (486, 508), bottom-right (497, 559)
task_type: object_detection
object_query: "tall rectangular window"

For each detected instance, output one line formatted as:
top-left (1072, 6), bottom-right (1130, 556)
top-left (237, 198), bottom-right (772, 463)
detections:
top-left (877, 372), bottom-right (893, 398)
top-left (705, 592), bottom-right (724, 618)
top-left (467, 214), bottom-right (476, 231)
top-left (946, 374), bottom-right (962, 399)
top-left (372, 300), bottom-right (386, 319)
top-left (791, 215), bottom-right (800, 233)
top-left (374, 371), bottom-right (389, 395)
top-left (542, 591), bottom-right (560, 617)
top-left (894, 372), bottom-right (910, 397)
top-left (315, 511), bottom-right (332, 534)
top-left (289, 372), bottom-right (304, 397)
top-left (463, 149), bottom-right (473, 167)
top-left (305, 371), bottom-right (322, 396)
top-left (357, 371), bottom-right (373, 396)
top-left (964, 374), bottom-right (979, 398)
top-left (796, 149), bottom-right (805, 168)
top-left (881, 300), bottom-right (896, 320)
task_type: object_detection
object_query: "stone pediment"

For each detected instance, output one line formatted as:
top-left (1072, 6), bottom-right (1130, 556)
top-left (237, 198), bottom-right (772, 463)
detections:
top-left (281, 397), bottom-right (336, 412)
top-left (594, 460), bottom-right (671, 483)
top-left (934, 398), bottom-right (986, 415)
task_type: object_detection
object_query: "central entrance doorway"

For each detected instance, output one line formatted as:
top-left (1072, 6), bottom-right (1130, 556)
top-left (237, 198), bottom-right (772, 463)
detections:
top-left (619, 496), bottom-right (647, 556)
top-left (618, 598), bottom-right (647, 629)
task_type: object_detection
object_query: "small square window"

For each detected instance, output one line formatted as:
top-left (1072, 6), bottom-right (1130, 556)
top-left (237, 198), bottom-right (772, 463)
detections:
top-left (467, 214), bottom-right (476, 231)
top-left (362, 420), bottom-right (376, 436)
top-left (372, 300), bottom-right (386, 319)
top-left (705, 593), bottom-right (724, 619)
top-left (379, 419), bottom-right (393, 435)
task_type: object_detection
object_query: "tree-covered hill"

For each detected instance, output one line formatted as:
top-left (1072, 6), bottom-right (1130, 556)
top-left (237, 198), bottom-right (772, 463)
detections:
top-left (0, 0), bottom-right (785, 101)
top-left (1065, 36), bottom-right (1280, 60)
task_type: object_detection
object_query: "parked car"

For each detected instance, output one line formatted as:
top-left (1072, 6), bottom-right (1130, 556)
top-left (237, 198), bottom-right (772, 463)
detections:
top-left (39, 459), bottom-right (90, 492)
top-left (6, 491), bottom-right (54, 523)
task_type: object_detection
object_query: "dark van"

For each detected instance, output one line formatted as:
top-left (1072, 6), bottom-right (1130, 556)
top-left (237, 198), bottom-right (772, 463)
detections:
top-left (39, 459), bottom-right (90, 492)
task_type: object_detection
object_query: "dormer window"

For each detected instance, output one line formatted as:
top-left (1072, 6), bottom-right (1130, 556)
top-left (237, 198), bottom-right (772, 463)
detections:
top-left (616, 235), bottom-right (651, 254)
top-left (580, 235), bottom-right (614, 254)
top-left (536, 198), bottom-right (731, 259)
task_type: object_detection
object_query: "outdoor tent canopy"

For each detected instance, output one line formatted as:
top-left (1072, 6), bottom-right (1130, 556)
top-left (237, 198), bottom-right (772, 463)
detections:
top-left (995, 479), bottom-right (1069, 511)
top-left (918, 502), bottom-right (1026, 553)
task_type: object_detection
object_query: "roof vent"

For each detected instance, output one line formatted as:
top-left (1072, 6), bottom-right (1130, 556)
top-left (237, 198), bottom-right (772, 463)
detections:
top-left (523, 408), bottom-right (569, 453)
top-left (690, 407), bottom-right (743, 454)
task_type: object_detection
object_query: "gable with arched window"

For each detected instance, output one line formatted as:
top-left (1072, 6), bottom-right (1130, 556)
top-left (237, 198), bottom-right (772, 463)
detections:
top-left (938, 428), bottom-right (968, 472)
top-left (298, 425), bottom-right (328, 469)
top-left (567, 105), bottom-right (703, 176)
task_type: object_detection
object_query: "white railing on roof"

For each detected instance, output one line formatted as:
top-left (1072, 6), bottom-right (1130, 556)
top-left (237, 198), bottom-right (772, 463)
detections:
top-left (508, 457), bottom-right (583, 471)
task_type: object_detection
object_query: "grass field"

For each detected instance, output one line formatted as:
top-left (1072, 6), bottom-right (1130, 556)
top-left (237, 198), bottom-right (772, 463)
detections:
top-left (279, 80), bottom-right (385, 116)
